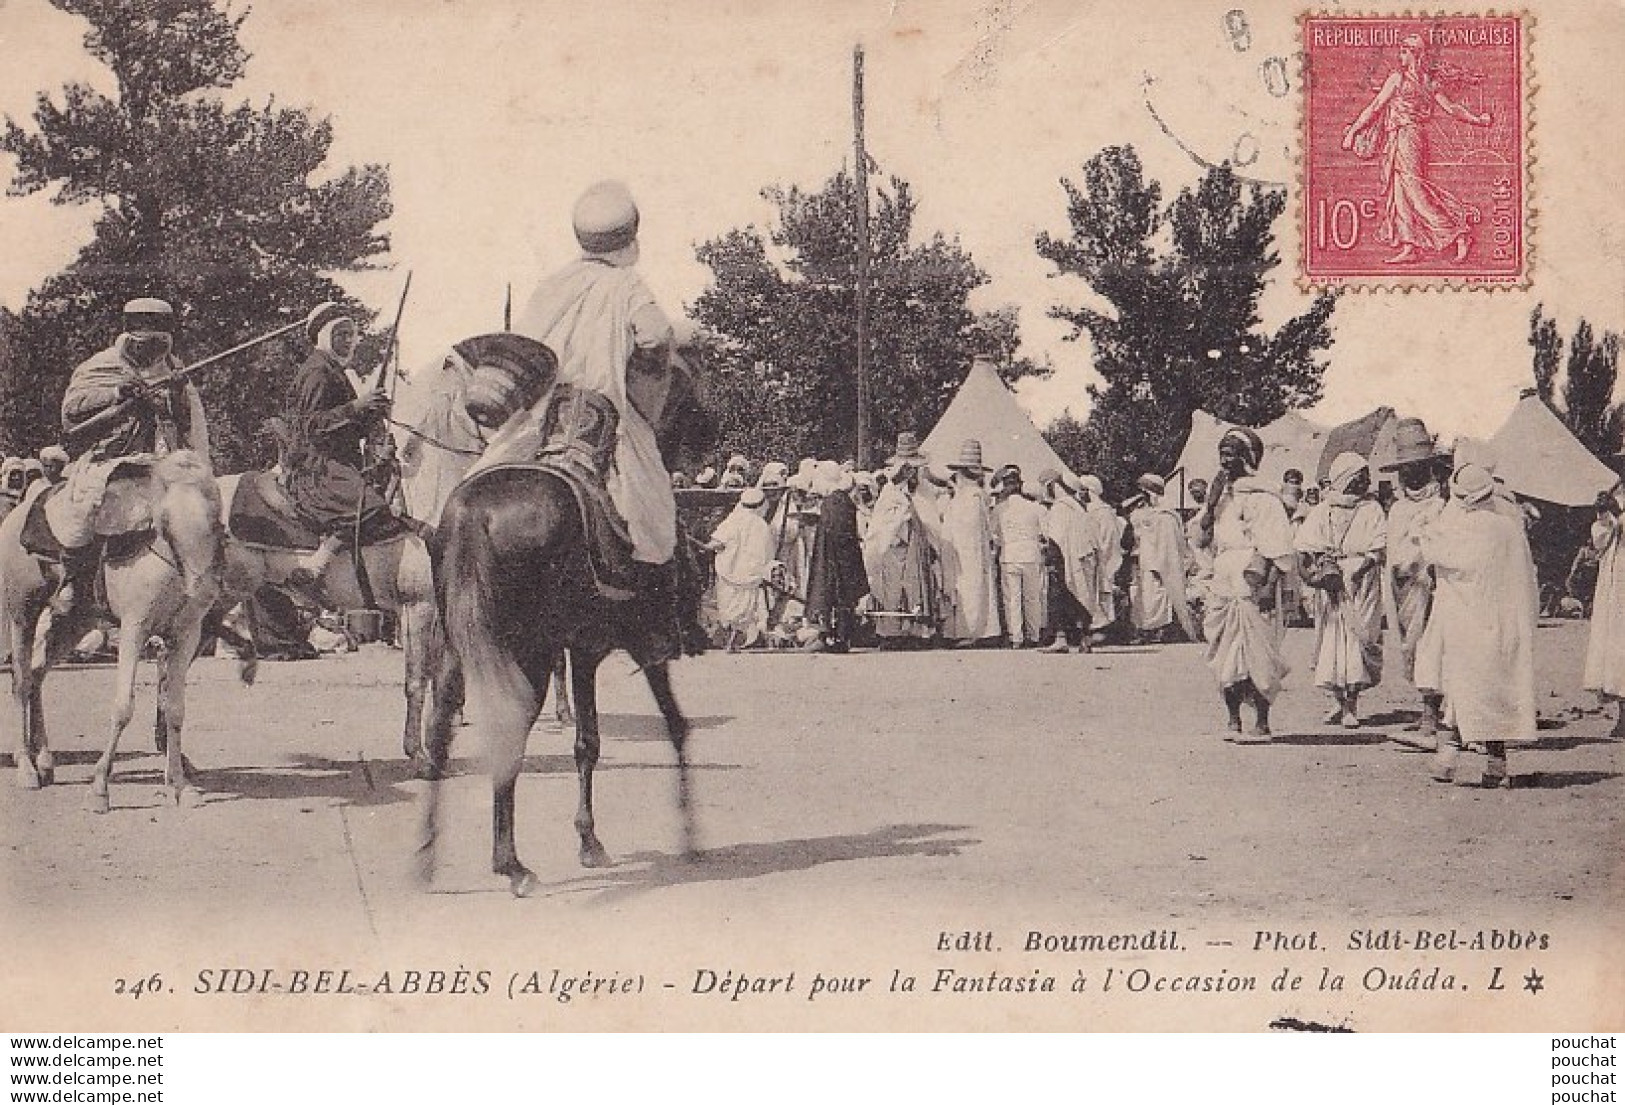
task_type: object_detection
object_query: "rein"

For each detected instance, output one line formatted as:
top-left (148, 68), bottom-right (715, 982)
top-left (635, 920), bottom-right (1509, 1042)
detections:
top-left (385, 417), bottom-right (487, 458)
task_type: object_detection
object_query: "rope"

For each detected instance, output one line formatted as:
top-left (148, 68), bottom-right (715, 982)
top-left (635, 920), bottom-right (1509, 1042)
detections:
top-left (385, 417), bottom-right (486, 458)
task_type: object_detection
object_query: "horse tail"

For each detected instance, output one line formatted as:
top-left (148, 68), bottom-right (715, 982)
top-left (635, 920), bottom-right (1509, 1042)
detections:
top-left (152, 450), bottom-right (224, 602)
top-left (439, 494), bottom-right (539, 774)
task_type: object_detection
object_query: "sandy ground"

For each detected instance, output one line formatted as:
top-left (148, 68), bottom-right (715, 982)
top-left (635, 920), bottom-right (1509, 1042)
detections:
top-left (3, 620), bottom-right (1622, 1031)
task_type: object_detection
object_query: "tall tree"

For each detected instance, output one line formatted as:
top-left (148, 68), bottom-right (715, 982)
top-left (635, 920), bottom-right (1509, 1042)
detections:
top-left (689, 167), bottom-right (1044, 465)
top-left (1036, 145), bottom-right (1336, 496)
top-left (1526, 305), bottom-right (1625, 460)
top-left (0, 0), bottom-right (392, 470)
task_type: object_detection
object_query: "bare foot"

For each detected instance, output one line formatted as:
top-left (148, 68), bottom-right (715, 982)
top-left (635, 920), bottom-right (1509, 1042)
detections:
top-left (1453, 235), bottom-right (1471, 263)
top-left (1384, 244), bottom-right (1418, 264)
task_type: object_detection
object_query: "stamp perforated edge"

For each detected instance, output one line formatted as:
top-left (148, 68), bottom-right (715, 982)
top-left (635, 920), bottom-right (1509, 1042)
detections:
top-left (1293, 9), bottom-right (1536, 295)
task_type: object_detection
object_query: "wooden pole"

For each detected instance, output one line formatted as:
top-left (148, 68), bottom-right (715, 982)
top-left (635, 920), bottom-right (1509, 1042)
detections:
top-left (853, 44), bottom-right (871, 469)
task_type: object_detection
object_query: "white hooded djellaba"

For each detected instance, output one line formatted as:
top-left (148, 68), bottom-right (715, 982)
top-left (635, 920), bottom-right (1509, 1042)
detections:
top-left (1413, 468), bottom-right (1538, 745)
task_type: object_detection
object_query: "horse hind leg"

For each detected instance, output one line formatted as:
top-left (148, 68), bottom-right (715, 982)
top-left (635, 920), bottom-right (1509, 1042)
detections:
top-left (552, 652), bottom-right (573, 728)
top-left (21, 602), bottom-right (92, 788)
top-left (642, 661), bottom-right (699, 859)
top-left (569, 651), bottom-right (611, 869)
top-left (466, 652), bottom-right (544, 896)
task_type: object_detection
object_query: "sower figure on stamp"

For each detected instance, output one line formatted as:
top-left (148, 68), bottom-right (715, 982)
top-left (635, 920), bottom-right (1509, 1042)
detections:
top-left (284, 303), bottom-right (401, 591)
top-left (1341, 32), bottom-right (1494, 265)
top-left (54, 298), bottom-right (212, 618)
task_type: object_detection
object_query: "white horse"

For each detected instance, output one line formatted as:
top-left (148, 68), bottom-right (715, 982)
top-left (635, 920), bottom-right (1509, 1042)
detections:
top-left (1, 451), bottom-right (224, 811)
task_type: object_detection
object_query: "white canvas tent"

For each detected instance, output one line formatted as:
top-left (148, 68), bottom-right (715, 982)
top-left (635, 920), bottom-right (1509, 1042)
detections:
top-left (921, 360), bottom-right (1075, 480)
top-left (1172, 409), bottom-right (1331, 489)
top-left (1455, 394), bottom-right (1618, 507)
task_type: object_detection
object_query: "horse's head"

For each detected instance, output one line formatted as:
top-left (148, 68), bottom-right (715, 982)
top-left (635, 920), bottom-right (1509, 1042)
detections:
top-left (654, 348), bottom-right (718, 474)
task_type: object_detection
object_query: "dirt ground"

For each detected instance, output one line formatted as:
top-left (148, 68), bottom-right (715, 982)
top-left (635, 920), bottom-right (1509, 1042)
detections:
top-left (3, 619), bottom-right (1622, 1031)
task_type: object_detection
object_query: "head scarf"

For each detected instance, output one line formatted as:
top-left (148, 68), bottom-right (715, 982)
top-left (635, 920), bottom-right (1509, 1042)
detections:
top-left (1220, 427), bottom-right (1264, 474)
top-left (1451, 463), bottom-right (1495, 506)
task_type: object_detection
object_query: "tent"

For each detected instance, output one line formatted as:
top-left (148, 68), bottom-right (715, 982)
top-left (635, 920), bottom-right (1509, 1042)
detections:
top-left (1171, 409), bottom-right (1331, 490)
top-left (1466, 394), bottom-right (1619, 507)
top-left (1318, 407), bottom-right (1401, 483)
top-left (921, 359), bottom-right (1076, 481)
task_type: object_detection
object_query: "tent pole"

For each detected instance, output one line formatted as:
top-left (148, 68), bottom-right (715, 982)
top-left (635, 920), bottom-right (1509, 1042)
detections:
top-left (853, 43), bottom-right (871, 470)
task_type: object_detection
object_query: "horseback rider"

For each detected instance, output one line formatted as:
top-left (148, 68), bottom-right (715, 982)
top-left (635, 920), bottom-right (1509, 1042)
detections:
top-left (512, 180), bottom-right (686, 649)
top-left (283, 302), bottom-right (401, 590)
top-left (52, 297), bottom-right (212, 616)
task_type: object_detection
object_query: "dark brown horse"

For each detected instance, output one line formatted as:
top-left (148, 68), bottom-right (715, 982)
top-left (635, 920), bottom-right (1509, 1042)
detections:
top-left (419, 351), bottom-right (715, 897)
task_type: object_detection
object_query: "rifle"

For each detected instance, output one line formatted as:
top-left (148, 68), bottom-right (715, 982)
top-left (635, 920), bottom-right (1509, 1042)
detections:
top-left (64, 302), bottom-right (341, 450)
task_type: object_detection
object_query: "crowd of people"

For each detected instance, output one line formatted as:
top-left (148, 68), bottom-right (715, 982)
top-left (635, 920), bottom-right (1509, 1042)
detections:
top-left (687, 431), bottom-right (1202, 658)
top-left (686, 410), bottom-right (1618, 791)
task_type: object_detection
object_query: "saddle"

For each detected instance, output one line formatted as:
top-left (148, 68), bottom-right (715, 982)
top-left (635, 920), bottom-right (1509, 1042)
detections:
top-left (21, 476), bottom-right (157, 616)
top-left (226, 468), bottom-right (407, 552)
top-left (479, 384), bottom-right (636, 601)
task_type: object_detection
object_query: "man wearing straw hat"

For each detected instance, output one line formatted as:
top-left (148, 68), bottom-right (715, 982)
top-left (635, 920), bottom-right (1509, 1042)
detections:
top-left (1381, 417), bottom-right (1449, 739)
top-left (938, 439), bottom-right (1001, 645)
top-left (1294, 451), bottom-right (1388, 728)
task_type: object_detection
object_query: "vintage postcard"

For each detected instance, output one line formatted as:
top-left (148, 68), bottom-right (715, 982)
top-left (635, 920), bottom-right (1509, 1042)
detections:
top-left (0, 0), bottom-right (1621, 1037)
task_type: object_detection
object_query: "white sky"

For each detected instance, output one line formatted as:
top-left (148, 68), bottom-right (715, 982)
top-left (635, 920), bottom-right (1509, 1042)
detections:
top-left (0, 0), bottom-right (1620, 444)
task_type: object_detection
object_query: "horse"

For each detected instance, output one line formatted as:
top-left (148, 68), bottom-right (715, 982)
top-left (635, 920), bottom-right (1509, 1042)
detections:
top-left (0, 450), bottom-right (225, 811)
top-left (419, 350), bottom-right (717, 897)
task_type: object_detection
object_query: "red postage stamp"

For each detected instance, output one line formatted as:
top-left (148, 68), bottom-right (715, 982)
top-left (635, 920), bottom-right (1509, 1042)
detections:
top-left (1301, 13), bottom-right (1529, 288)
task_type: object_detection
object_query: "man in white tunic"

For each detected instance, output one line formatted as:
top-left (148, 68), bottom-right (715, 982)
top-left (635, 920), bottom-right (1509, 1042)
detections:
top-left (1416, 464), bottom-right (1538, 787)
top-left (706, 486), bottom-right (775, 650)
top-left (1039, 470), bottom-right (1097, 653)
top-left (1294, 451), bottom-right (1388, 728)
top-left (1192, 428), bottom-right (1297, 738)
top-left (938, 440), bottom-right (1001, 645)
top-left (1583, 473), bottom-right (1625, 737)
top-left (1079, 474), bottom-right (1125, 632)
top-left (993, 466), bottom-right (1047, 648)
top-left (1128, 473), bottom-right (1199, 643)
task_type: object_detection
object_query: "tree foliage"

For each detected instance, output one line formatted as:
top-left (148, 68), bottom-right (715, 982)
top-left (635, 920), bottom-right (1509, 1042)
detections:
top-left (1036, 145), bottom-right (1336, 496)
top-left (688, 167), bottom-right (1044, 466)
top-left (0, 0), bottom-right (392, 469)
top-left (1527, 304), bottom-right (1625, 461)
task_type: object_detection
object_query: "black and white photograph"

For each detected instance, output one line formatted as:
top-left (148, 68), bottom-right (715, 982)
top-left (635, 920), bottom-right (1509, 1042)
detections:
top-left (0, 0), bottom-right (1620, 1039)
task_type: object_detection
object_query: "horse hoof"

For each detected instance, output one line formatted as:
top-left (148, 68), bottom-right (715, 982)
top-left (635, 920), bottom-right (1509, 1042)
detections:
top-left (16, 766), bottom-right (42, 791)
top-left (510, 871), bottom-right (540, 898)
top-left (177, 787), bottom-right (204, 809)
top-left (579, 844), bottom-right (612, 869)
top-left (90, 792), bottom-right (110, 815)
top-left (412, 756), bottom-right (443, 782)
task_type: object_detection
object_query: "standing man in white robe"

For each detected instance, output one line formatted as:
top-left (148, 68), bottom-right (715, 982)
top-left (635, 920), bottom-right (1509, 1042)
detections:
top-left (707, 486), bottom-right (775, 650)
top-left (1039, 470), bottom-right (1097, 653)
top-left (1079, 474), bottom-right (1124, 633)
top-left (1128, 473), bottom-right (1199, 643)
top-left (1192, 428), bottom-right (1297, 739)
top-left (1294, 452), bottom-right (1388, 728)
top-left (1416, 464), bottom-right (1538, 788)
top-left (1583, 474), bottom-right (1625, 737)
top-left (938, 441), bottom-right (1002, 645)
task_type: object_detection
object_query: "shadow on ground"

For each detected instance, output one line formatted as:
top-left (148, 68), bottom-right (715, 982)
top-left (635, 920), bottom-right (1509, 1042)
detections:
top-left (543, 822), bottom-right (980, 903)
